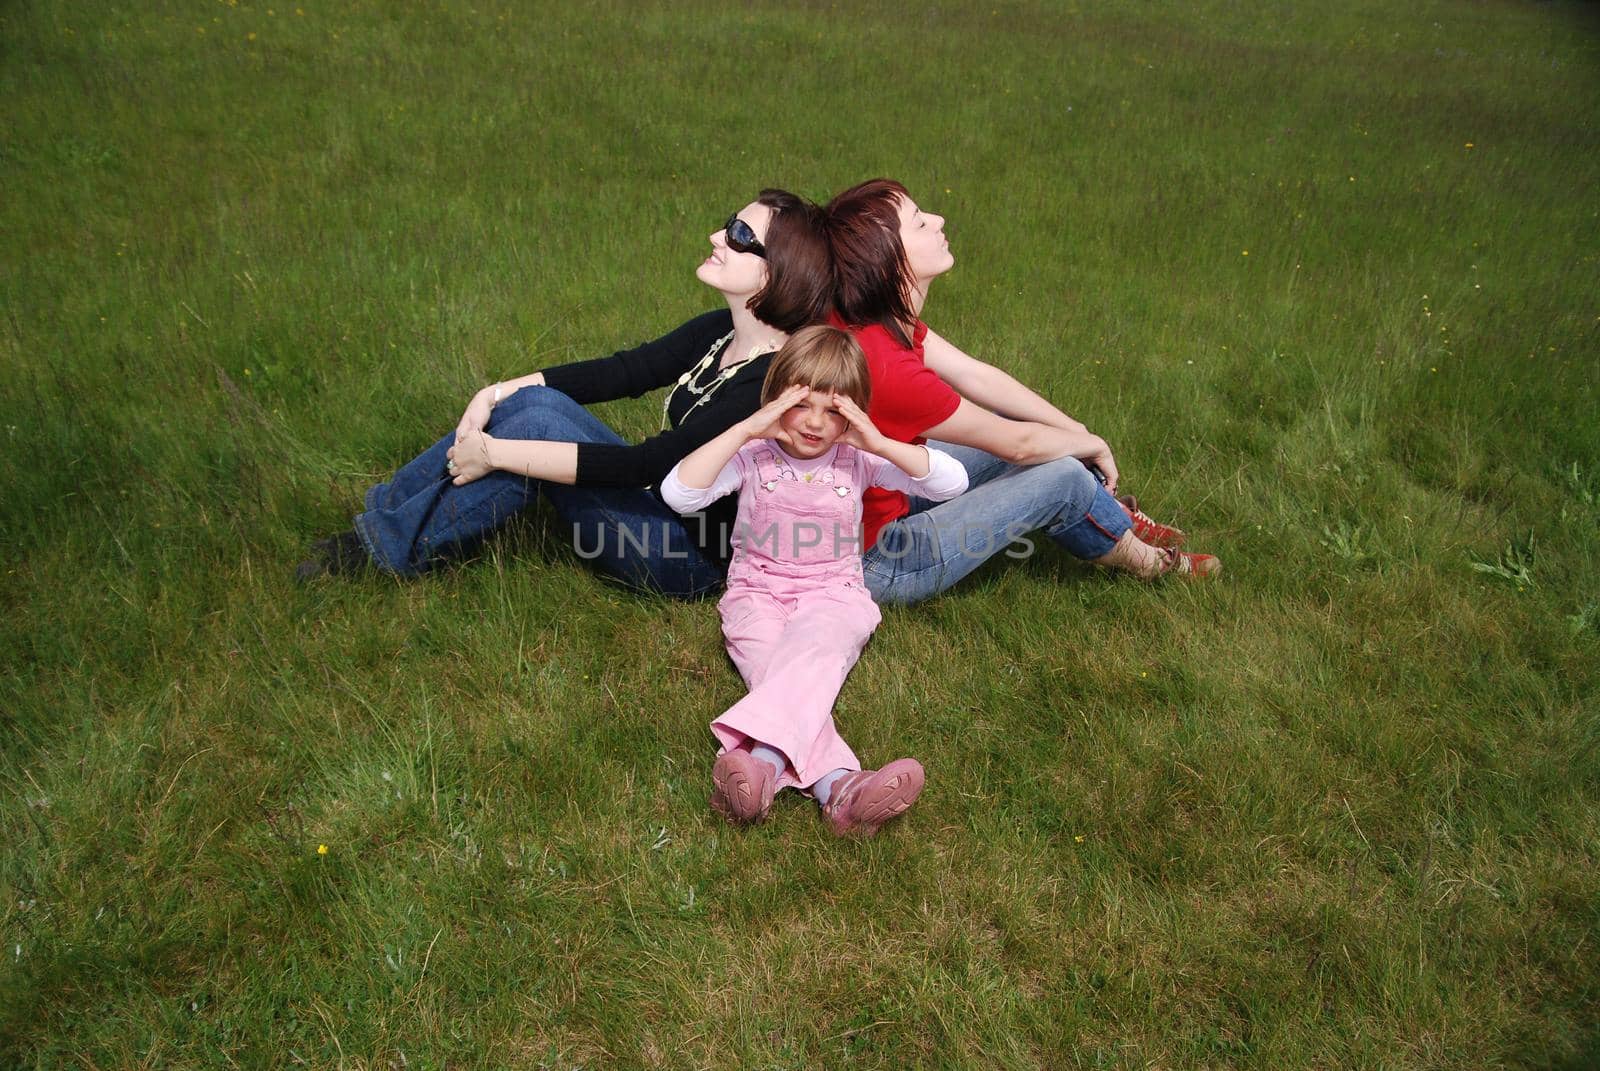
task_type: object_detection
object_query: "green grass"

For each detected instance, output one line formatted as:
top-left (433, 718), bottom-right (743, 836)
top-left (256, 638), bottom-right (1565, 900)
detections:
top-left (3, 1), bottom-right (1599, 1067)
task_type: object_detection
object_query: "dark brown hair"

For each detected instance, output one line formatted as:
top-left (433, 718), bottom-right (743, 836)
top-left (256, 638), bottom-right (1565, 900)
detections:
top-left (824, 178), bottom-right (917, 349)
top-left (746, 188), bottom-right (832, 334)
top-left (760, 325), bottom-right (871, 408)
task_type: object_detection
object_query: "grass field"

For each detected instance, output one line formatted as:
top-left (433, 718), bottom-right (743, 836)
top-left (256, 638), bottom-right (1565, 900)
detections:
top-left (3, 0), bottom-right (1599, 1067)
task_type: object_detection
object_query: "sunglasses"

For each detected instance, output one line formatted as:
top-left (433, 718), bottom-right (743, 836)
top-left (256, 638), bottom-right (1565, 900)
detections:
top-left (723, 214), bottom-right (766, 258)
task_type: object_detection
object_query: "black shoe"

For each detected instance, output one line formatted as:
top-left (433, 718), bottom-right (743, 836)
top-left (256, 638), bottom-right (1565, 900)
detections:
top-left (295, 529), bottom-right (369, 582)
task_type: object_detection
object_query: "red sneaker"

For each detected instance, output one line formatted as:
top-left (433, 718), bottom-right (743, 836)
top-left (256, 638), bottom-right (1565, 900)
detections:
top-left (1156, 547), bottom-right (1222, 578)
top-left (821, 759), bottom-right (925, 837)
top-left (1118, 495), bottom-right (1186, 549)
top-left (710, 749), bottom-right (776, 825)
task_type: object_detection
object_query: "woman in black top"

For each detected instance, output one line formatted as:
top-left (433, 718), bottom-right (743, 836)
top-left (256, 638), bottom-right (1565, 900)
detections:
top-left (298, 189), bottom-right (832, 597)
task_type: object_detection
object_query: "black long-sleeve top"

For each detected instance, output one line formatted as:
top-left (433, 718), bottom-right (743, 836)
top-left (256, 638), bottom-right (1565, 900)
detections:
top-left (537, 308), bottom-right (772, 564)
top-left (538, 309), bottom-right (773, 486)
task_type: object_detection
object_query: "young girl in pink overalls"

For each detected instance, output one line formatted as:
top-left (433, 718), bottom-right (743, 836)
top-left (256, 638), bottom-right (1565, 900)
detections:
top-left (661, 325), bottom-right (967, 836)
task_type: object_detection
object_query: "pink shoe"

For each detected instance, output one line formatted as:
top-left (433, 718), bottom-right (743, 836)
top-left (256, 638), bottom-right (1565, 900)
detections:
top-left (821, 759), bottom-right (925, 837)
top-left (710, 749), bottom-right (776, 825)
top-left (1118, 494), bottom-right (1187, 549)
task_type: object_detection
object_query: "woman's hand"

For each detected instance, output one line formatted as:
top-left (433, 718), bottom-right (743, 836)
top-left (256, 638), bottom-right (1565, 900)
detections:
top-left (1081, 437), bottom-right (1119, 494)
top-left (447, 428), bottom-right (496, 485)
top-left (831, 392), bottom-right (888, 455)
top-left (455, 385), bottom-right (498, 444)
top-left (742, 384), bottom-right (810, 450)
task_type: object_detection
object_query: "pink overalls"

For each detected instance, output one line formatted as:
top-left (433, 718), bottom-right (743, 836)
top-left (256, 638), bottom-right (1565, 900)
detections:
top-left (711, 443), bottom-right (882, 789)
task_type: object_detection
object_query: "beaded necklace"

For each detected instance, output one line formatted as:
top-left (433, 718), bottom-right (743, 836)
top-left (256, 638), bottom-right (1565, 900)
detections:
top-left (659, 329), bottom-right (777, 431)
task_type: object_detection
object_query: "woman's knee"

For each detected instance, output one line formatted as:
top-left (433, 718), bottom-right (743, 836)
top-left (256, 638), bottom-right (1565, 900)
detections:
top-left (487, 386), bottom-right (590, 441)
top-left (1035, 455), bottom-right (1099, 508)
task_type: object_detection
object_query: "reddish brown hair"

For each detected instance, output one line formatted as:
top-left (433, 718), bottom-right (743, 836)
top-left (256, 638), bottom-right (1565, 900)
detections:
top-left (747, 188), bottom-right (832, 334)
top-left (824, 178), bottom-right (917, 349)
top-left (760, 325), bottom-right (871, 408)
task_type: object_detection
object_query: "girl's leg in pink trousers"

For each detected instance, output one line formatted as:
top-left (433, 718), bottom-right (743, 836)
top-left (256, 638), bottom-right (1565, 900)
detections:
top-left (712, 586), bottom-right (881, 790)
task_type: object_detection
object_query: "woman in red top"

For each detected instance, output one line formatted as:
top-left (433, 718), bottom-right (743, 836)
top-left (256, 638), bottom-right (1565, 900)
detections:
top-left (824, 179), bottom-right (1219, 605)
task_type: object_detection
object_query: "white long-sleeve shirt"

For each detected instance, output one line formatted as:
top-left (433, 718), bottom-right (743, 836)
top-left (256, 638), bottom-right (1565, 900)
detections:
top-left (660, 441), bottom-right (968, 515)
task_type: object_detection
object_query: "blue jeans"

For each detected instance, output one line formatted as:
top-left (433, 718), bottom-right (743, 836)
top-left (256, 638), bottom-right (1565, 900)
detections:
top-left (354, 387), bottom-right (725, 598)
top-left (863, 441), bottom-right (1131, 606)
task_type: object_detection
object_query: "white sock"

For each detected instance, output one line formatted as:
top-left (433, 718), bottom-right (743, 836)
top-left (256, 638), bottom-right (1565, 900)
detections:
top-left (749, 744), bottom-right (787, 778)
top-left (811, 768), bottom-right (849, 806)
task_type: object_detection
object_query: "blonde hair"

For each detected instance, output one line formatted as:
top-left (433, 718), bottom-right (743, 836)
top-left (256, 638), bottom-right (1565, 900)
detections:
top-left (760, 325), bottom-right (872, 408)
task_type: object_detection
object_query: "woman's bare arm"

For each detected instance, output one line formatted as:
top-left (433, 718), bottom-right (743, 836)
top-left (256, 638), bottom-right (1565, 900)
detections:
top-left (446, 433), bottom-right (577, 486)
top-left (922, 328), bottom-right (1089, 433)
top-left (922, 399), bottom-right (1118, 491)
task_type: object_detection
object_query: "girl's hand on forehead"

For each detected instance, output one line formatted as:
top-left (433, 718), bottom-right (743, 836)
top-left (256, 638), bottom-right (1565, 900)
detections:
top-left (831, 391), bottom-right (885, 453)
top-left (744, 383), bottom-right (810, 446)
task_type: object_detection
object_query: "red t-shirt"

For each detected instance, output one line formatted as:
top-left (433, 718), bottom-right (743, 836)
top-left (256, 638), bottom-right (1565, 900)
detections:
top-left (836, 316), bottom-right (962, 549)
